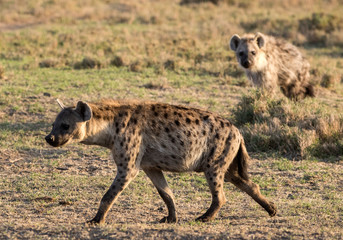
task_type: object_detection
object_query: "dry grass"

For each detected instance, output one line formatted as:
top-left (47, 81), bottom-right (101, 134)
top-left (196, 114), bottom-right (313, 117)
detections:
top-left (233, 91), bottom-right (343, 159)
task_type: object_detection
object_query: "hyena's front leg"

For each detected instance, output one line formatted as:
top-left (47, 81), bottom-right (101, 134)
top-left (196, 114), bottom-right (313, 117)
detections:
top-left (88, 132), bottom-right (144, 225)
top-left (143, 168), bottom-right (177, 223)
top-left (87, 165), bottom-right (139, 225)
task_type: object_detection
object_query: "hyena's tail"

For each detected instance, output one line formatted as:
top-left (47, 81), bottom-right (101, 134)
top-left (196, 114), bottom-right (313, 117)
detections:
top-left (225, 136), bottom-right (250, 182)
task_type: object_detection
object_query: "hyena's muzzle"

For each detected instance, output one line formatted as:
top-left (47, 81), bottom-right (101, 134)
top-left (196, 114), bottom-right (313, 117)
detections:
top-left (239, 53), bottom-right (251, 69)
top-left (45, 133), bottom-right (55, 146)
top-left (45, 133), bottom-right (61, 147)
top-left (45, 123), bottom-right (73, 147)
top-left (45, 133), bottom-right (69, 147)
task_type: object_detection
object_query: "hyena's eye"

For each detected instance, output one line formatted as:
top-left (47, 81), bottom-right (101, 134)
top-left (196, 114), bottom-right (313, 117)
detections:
top-left (61, 123), bottom-right (70, 131)
top-left (251, 51), bottom-right (256, 55)
top-left (239, 51), bottom-right (244, 56)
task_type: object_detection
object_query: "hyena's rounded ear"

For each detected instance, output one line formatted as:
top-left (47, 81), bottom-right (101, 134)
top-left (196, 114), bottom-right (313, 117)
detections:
top-left (229, 34), bottom-right (241, 51)
top-left (255, 32), bottom-right (265, 48)
top-left (75, 101), bottom-right (92, 121)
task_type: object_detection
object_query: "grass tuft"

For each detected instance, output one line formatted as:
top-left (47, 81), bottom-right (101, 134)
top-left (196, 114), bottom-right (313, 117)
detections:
top-left (39, 59), bottom-right (58, 68)
top-left (74, 57), bottom-right (102, 69)
top-left (320, 73), bottom-right (339, 88)
top-left (110, 55), bottom-right (129, 67)
top-left (233, 91), bottom-right (343, 160)
top-left (129, 60), bottom-right (146, 72)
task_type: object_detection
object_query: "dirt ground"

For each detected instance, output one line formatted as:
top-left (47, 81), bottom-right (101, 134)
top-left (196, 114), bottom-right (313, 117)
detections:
top-left (1, 143), bottom-right (342, 239)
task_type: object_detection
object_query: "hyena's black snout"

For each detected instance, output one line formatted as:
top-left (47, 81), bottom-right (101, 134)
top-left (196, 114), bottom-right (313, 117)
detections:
top-left (241, 59), bottom-right (251, 68)
top-left (45, 133), bottom-right (69, 147)
top-left (238, 54), bottom-right (251, 68)
top-left (242, 60), bottom-right (250, 68)
top-left (45, 134), bottom-right (56, 146)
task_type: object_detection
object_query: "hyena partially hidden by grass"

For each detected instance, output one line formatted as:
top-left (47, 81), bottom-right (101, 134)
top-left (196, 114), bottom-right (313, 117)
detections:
top-left (45, 99), bottom-right (277, 224)
top-left (230, 32), bottom-right (315, 100)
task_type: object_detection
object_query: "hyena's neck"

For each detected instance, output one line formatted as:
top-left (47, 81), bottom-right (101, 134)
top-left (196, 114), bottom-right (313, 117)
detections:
top-left (81, 118), bottom-right (115, 148)
top-left (246, 70), bottom-right (264, 87)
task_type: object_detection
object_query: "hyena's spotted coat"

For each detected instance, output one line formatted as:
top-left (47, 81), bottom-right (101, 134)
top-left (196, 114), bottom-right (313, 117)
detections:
top-left (45, 99), bottom-right (277, 224)
top-left (230, 32), bottom-right (315, 100)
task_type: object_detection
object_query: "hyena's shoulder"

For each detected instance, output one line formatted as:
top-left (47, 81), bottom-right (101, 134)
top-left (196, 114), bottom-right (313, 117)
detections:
top-left (266, 36), bottom-right (301, 57)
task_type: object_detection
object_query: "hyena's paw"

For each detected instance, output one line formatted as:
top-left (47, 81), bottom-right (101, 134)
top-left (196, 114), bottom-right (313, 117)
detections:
top-left (267, 202), bottom-right (277, 217)
top-left (159, 216), bottom-right (177, 223)
top-left (195, 215), bottom-right (214, 222)
top-left (86, 217), bottom-right (104, 226)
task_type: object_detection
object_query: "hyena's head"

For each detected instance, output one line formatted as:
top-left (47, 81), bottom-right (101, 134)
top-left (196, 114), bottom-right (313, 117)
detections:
top-left (229, 32), bottom-right (266, 70)
top-left (45, 100), bottom-right (92, 147)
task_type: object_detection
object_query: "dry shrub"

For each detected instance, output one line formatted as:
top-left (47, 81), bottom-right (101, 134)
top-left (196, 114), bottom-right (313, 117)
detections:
top-left (310, 116), bottom-right (343, 157)
top-left (136, 15), bottom-right (161, 25)
top-left (129, 60), bottom-right (146, 72)
top-left (142, 78), bottom-right (170, 90)
top-left (298, 12), bottom-right (343, 46)
top-left (299, 13), bottom-right (341, 34)
top-left (241, 18), bottom-right (298, 39)
top-left (310, 68), bottom-right (322, 86)
top-left (163, 59), bottom-right (176, 71)
top-left (240, 12), bottom-right (343, 47)
top-left (110, 55), bottom-right (129, 67)
top-left (39, 59), bottom-right (58, 68)
top-left (320, 73), bottom-right (339, 88)
top-left (233, 91), bottom-right (343, 160)
top-left (74, 57), bottom-right (102, 69)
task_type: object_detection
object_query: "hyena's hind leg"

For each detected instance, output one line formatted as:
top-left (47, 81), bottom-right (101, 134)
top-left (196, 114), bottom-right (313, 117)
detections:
top-left (225, 171), bottom-right (277, 217)
top-left (196, 168), bottom-right (227, 222)
top-left (225, 141), bottom-right (277, 217)
top-left (143, 168), bottom-right (177, 223)
top-left (196, 129), bottom-right (241, 222)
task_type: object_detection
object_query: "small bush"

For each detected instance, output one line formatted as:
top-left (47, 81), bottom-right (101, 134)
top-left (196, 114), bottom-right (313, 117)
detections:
top-left (129, 60), bottom-right (146, 72)
top-left (241, 18), bottom-right (298, 39)
top-left (233, 91), bottom-right (343, 160)
top-left (163, 59), bottom-right (176, 71)
top-left (298, 13), bottom-right (343, 46)
top-left (110, 55), bottom-right (129, 67)
top-left (299, 13), bottom-right (341, 34)
top-left (320, 73), bottom-right (338, 89)
top-left (74, 57), bottom-right (102, 70)
top-left (39, 59), bottom-right (58, 68)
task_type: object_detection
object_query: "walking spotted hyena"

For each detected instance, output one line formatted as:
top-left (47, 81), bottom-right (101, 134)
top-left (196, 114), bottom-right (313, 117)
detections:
top-left (230, 32), bottom-right (315, 100)
top-left (45, 99), bottom-right (277, 224)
